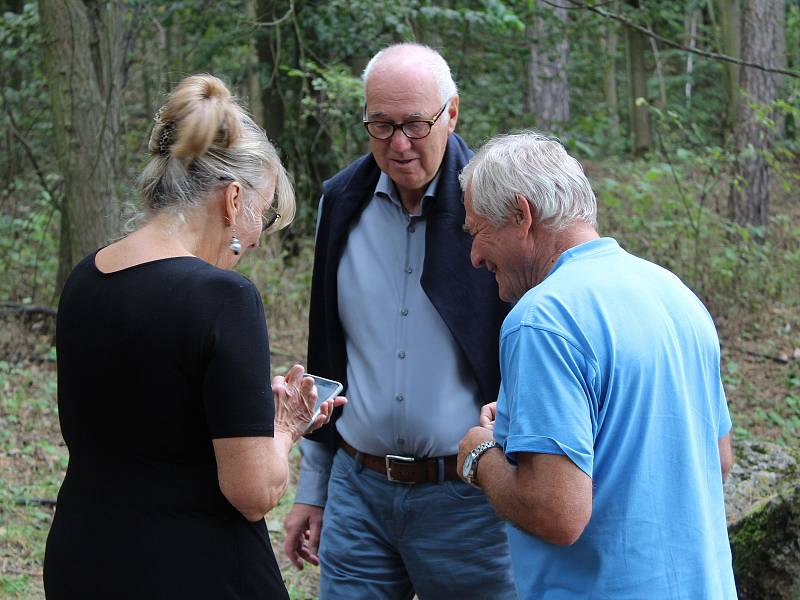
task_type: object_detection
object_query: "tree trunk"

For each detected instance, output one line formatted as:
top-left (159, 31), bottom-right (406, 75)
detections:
top-left (685, 10), bottom-right (701, 102)
top-left (38, 0), bottom-right (128, 291)
top-left (142, 50), bottom-right (152, 119)
top-left (256, 0), bottom-right (286, 141)
top-left (729, 0), bottom-right (785, 231)
top-left (624, 0), bottom-right (651, 155)
top-left (524, 0), bottom-right (570, 133)
top-left (772, 4), bottom-right (787, 138)
top-left (245, 0), bottom-right (265, 127)
top-left (152, 12), bottom-right (166, 96)
top-left (648, 35), bottom-right (667, 109)
top-left (717, 0), bottom-right (742, 131)
top-left (600, 9), bottom-right (621, 140)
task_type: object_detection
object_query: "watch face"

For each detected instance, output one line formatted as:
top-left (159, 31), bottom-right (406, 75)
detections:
top-left (462, 452), bottom-right (474, 479)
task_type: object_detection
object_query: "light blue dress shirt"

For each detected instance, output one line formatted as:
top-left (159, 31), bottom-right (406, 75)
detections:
top-left (295, 172), bottom-right (482, 506)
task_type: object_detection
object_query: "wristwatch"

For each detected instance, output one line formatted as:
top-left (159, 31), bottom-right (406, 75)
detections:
top-left (462, 440), bottom-right (498, 488)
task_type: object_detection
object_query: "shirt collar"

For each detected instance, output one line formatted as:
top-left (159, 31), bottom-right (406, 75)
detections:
top-left (375, 171), bottom-right (442, 215)
top-left (547, 237), bottom-right (621, 280)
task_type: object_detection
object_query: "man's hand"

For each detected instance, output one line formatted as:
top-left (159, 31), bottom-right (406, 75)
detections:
top-left (457, 425), bottom-right (495, 483)
top-left (283, 503), bottom-right (324, 569)
top-left (480, 401), bottom-right (497, 430)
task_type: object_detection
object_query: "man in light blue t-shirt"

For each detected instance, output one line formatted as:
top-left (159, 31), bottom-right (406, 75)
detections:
top-left (456, 132), bottom-right (737, 599)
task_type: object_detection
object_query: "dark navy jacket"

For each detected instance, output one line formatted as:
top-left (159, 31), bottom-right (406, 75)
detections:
top-left (306, 133), bottom-right (510, 451)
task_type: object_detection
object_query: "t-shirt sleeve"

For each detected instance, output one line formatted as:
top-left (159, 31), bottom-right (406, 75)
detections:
top-left (500, 324), bottom-right (599, 478)
top-left (717, 378), bottom-right (732, 439)
top-left (708, 329), bottom-right (732, 439)
top-left (202, 279), bottom-right (274, 438)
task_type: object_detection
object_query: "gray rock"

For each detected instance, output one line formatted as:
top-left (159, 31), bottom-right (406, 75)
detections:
top-left (725, 440), bottom-right (800, 599)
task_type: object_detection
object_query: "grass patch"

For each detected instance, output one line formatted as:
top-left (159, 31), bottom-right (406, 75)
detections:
top-left (0, 357), bottom-right (62, 599)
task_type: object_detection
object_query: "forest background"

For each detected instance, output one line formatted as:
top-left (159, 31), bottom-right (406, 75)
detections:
top-left (1, 0), bottom-right (798, 598)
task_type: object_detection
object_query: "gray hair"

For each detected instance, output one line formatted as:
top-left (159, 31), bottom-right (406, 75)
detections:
top-left (362, 43), bottom-right (458, 106)
top-left (460, 132), bottom-right (596, 231)
top-left (138, 74), bottom-right (294, 232)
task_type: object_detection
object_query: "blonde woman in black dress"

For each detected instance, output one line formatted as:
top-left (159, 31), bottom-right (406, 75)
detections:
top-left (43, 74), bottom-right (342, 599)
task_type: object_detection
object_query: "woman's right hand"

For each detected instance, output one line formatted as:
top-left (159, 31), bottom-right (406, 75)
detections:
top-left (271, 364), bottom-right (346, 442)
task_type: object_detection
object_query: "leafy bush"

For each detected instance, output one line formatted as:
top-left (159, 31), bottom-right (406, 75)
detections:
top-left (596, 152), bottom-right (800, 328)
top-left (0, 3), bottom-right (60, 304)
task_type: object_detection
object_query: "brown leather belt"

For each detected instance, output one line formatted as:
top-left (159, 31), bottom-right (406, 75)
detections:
top-left (339, 439), bottom-right (459, 484)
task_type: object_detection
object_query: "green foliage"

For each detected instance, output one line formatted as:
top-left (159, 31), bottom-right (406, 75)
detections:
top-left (3, 0), bottom-right (797, 298)
top-left (253, 0), bottom-right (537, 234)
top-left (598, 150), bottom-right (799, 326)
top-left (778, 369), bottom-right (800, 445)
top-left (0, 2), bottom-right (60, 304)
top-left (281, 60), bottom-right (366, 228)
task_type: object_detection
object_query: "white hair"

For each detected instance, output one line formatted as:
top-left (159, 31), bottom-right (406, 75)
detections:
top-left (362, 43), bottom-right (458, 105)
top-left (460, 132), bottom-right (597, 231)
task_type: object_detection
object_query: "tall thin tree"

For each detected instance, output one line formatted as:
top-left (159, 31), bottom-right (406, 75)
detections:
top-left (245, 0), bottom-right (265, 127)
top-left (729, 0), bottom-right (786, 231)
top-left (38, 0), bottom-right (132, 291)
top-left (716, 0), bottom-right (742, 131)
top-left (624, 0), bottom-right (652, 155)
top-left (256, 0), bottom-right (287, 142)
top-left (524, 0), bottom-right (570, 133)
top-left (600, 3), bottom-right (621, 140)
top-left (684, 9), bottom-right (701, 102)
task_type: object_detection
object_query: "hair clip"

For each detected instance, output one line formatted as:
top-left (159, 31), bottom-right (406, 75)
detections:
top-left (153, 106), bottom-right (175, 156)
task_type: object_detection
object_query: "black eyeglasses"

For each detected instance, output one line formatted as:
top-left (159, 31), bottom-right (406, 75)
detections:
top-left (218, 175), bottom-right (280, 232)
top-left (363, 99), bottom-right (450, 140)
top-left (261, 205), bottom-right (280, 232)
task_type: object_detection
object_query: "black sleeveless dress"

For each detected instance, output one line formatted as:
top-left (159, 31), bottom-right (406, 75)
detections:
top-left (44, 253), bottom-right (289, 599)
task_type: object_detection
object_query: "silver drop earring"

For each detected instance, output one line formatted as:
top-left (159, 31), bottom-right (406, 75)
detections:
top-left (230, 225), bottom-right (242, 256)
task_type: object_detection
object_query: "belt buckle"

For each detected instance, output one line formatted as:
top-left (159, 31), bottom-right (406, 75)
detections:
top-left (385, 454), bottom-right (415, 484)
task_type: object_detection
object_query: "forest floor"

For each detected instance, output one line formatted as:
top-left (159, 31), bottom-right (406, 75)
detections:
top-left (1, 188), bottom-right (798, 599)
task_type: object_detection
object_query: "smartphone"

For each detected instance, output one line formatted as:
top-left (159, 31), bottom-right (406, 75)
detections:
top-left (304, 374), bottom-right (343, 432)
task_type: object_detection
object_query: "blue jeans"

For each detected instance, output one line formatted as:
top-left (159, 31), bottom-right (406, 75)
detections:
top-left (319, 449), bottom-right (517, 600)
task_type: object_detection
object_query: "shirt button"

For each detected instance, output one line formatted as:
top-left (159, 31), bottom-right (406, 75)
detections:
top-left (398, 350), bottom-right (406, 359)
top-left (404, 266), bottom-right (413, 274)
top-left (400, 308), bottom-right (409, 316)
top-left (408, 224), bottom-right (416, 233)
top-left (395, 394), bottom-right (404, 402)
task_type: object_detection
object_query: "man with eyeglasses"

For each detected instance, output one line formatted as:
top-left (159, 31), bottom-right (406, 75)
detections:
top-left (283, 43), bottom-right (516, 599)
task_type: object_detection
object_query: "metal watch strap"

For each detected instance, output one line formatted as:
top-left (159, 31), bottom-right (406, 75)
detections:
top-left (466, 440), bottom-right (498, 487)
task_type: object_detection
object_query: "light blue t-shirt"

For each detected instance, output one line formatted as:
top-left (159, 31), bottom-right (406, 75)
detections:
top-left (494, 238), bottom-right (736, 599)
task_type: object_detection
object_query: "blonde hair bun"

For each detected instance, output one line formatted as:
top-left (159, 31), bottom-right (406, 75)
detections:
top-left (155, 74), bottom-right (242, 163)
top-left (139, 73), bottom-right (295, 235)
